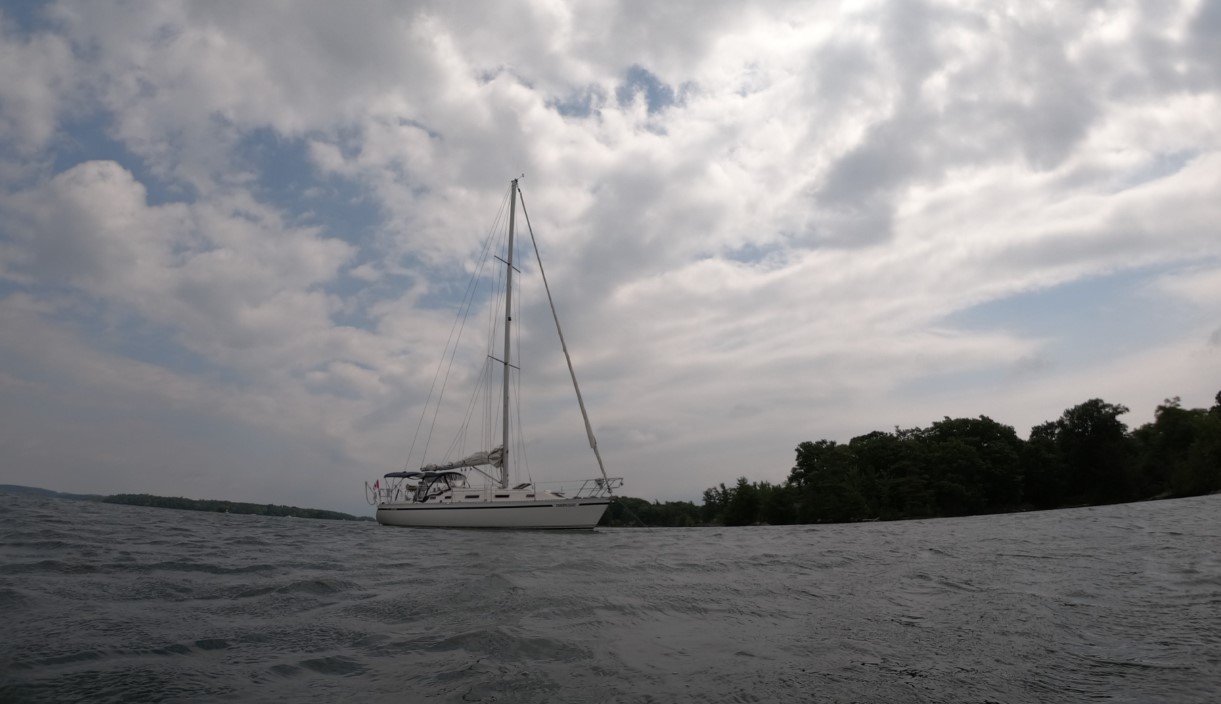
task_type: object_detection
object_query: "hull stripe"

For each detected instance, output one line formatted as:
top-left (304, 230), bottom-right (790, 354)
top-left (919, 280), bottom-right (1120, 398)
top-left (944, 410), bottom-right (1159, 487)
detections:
top-left (378, 500), bottom-right (609, 511)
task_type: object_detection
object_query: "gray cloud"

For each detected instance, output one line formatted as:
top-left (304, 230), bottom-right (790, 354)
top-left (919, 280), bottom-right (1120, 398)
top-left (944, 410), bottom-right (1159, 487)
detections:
top-left (1189, 0), bottom-right (1221, 89)
top-left (1, 0), bottom-right (1220, 509)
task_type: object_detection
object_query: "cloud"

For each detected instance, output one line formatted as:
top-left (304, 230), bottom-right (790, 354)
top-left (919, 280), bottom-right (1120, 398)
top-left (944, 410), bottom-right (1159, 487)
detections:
top-left (1, 0), bottom-right (1220, 511)
top-left (0, 14), bottom-right (77, 156)
top-left (1, 160), bottom-right (356, 371)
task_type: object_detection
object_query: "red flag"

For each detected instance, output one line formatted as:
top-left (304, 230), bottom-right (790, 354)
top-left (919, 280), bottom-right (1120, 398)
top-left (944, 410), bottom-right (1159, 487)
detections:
top-left (373, 479), bottom-right (380, 490)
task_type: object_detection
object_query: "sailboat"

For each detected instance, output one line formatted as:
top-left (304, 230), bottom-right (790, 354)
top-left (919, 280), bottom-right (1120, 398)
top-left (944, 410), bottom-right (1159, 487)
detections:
top-left (365, 178), bottom-right (623, 529)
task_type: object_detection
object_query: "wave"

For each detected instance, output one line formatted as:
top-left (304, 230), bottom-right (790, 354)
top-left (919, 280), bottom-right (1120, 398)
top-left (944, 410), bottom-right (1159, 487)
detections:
top-left (3, 492), bottom-right (1220, 703)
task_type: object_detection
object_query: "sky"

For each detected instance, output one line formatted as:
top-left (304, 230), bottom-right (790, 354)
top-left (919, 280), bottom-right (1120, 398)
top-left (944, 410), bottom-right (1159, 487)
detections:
top-left (1, 0), bottom-right (1219, 515)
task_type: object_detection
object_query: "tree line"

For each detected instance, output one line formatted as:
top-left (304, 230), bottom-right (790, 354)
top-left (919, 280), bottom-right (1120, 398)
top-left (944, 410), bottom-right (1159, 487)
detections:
top-left (601, 392), bottom-right (1221, 527)
top-left (103, 493), bottom-right (370, 521)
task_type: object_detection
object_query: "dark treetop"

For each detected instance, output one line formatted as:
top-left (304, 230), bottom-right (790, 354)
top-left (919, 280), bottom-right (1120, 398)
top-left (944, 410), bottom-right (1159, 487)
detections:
top-left (604, 390), bottom-right (1221, 527)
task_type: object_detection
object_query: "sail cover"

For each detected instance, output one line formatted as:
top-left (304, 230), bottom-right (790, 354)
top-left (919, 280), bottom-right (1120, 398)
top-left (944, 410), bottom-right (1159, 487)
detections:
top-left (421, 446), bottom-right (504, 472)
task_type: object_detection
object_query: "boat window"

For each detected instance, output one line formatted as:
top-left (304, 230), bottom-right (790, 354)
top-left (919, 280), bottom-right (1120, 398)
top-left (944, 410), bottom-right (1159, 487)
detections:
top-left (465, 495), bottom-right (480, 499)
top-left (526, 494), bottom-right (534, 498)
top-left (495, 494), bottom-right (510, 499)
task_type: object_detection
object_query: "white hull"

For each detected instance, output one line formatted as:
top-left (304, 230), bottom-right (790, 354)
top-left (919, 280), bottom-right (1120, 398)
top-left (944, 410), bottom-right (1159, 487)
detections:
top-left (376, 498), bottom-right (611, 529)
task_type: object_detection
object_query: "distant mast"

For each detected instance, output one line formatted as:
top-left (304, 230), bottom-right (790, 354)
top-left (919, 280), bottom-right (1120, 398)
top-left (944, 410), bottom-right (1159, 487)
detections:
top-left (500, 179), bottom-right (518, 490)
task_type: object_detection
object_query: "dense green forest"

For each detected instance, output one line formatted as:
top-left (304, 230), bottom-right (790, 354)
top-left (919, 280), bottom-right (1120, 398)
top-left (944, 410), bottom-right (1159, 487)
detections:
top-left (601, 392), bottom-right (1221, 527)
top-left (102, 494), bottom-right (370, 521)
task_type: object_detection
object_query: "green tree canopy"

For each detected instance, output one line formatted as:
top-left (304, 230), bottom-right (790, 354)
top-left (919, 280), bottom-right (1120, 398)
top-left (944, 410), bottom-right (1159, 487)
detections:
top-left (698, 390), bottom-right (1220, 527)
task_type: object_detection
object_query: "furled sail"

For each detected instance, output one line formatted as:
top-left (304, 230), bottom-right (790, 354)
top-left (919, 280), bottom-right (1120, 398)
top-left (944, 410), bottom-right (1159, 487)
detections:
top-left (421, 446), bottom-right (504, 472)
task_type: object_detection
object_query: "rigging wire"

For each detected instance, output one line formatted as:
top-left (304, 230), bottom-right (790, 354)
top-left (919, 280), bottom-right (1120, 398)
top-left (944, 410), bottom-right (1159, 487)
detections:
top-left (441, 354), bottom-right (489, 461)
top-left (439, 205), bottom-right (513, 466)
top-left (517, 185), bottom-right (612, 488)
top-left (404, 188), bottom-right (510, 470)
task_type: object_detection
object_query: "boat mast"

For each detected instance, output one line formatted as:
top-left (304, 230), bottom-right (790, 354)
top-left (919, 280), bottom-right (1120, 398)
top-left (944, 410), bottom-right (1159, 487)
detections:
top-left (500, 178), bottom-right (518, 490)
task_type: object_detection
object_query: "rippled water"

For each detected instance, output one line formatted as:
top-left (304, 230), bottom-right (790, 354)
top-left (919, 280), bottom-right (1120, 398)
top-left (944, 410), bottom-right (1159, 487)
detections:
top-left (2, 492), bottom-right (1219, 702)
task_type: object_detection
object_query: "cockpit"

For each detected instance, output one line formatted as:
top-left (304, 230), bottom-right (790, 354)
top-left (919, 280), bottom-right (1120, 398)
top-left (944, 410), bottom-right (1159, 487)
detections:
top-left (412, 471), bottom-right (469, 502)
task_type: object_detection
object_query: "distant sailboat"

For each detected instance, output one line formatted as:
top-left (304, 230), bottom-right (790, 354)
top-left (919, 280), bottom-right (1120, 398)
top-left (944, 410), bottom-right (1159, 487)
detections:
top-left (365, 179), bottom-right (622, 528)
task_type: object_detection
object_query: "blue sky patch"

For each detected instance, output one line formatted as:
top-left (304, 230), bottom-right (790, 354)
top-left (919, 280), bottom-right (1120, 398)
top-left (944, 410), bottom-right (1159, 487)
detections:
top-left (235, 128), bottom-right (383, 243)
top-left (724, 242), bottom-right (780, 265)
top-left (34, 291), bottom-right (237, 384)
top-left (1114, 151), bottom-right (1196, 192)
top-left (0, 0), bottom-right (57, 34)
top-left (616, 65), bottom-right (676, 114)
top-left (551, 87), bottom-right (603, 118)
top-left (51, 115), bottom-right (189, 205)
top-left (945, 264), bottom-right (1194, 369)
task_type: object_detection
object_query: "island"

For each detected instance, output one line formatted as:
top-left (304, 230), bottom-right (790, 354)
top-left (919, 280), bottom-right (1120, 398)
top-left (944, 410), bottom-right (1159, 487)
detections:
top-left (100, 494), bottom-right (374, 521)
top-left (0, 485), bottom-right (371, 522)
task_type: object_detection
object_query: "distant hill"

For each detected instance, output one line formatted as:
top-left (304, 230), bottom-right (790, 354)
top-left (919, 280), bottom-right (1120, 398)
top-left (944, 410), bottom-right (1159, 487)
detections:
top-left (0, 485), bottom-right (103, 501)
top-left (102, 494), bottom-right (370, 521)
top-left (0, 485), bottom-right (371, 521)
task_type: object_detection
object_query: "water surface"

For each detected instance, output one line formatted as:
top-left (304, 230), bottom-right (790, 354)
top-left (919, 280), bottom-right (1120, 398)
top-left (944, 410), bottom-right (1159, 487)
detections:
top-left (2, 493), bottom-right (1219, 702)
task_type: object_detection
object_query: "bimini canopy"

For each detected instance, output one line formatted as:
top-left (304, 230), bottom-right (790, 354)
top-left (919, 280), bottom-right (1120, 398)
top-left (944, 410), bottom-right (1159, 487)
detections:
top-left (384, 471), bottom-right (422, 479)
top-left (420, 471), bottom-right (467, 480)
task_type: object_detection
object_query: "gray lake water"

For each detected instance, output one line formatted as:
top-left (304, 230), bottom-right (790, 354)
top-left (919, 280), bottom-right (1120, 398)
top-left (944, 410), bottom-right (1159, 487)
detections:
top-left (2, 492), bottom-right (1219, 703)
